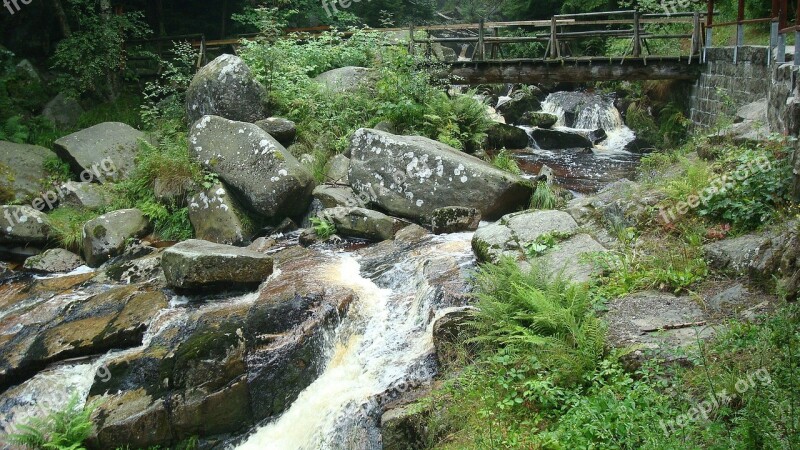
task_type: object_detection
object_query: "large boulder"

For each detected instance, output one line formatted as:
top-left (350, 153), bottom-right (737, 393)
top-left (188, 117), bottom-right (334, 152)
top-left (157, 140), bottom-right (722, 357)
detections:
top-left (54, 122), bottom-right (145, 182)
top-left (161, 239), bottom-right (274, 291)
top-left (485, 122), bottom-right (529, 150)
top-left (82, 209), bottom-right (151, 268)
top-left (23, 248), bottom-right (83, 273)
top-left (495, 90), bottom-right (542, 124)
top-left (314, 66), bottom-right (372, 94)
top-left (318, 207), bottom-right (405, 242)
top-left (313, 185), bottom-right (366, 209)
top-left (188, 183), bottom-right (253, 245)
top-left (472, 209), bottom-right (576, 260)
top-left (60, 181), bottom-right (111, 210)
top-left (42, 93), bottom-right (84, 129)
top-left (348, 128), bottom-right (532, 221)
top-left (255, 117), bottom-right (296, 147)
top-left (324, 154), bottom-right (351, 184)
top-left (0, 205), bottom-right (51, 245)
top-left (0, 141), bottom-right (58, 201)
top-left (529, 128), bottom-right (593, 150)
top-left (189, 115), bottom-right (315, 219)
top-left (424, 206), bottom-right (481, 234)
top-left (527, 111), bottom-right (558, 128)
top-left (185, 54), bottom-right (268, 124)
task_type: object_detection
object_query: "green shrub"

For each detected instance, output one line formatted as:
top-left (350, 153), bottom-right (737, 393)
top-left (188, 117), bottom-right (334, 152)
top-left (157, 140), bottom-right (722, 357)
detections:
top-left (0, 115), bottom-right (29, 143)
top-left (310, 217), bottom-right (336, 238)
top-left (530, 181), bottom-right (558, 210)
top-left (8, 393), bottom-right (96, 450)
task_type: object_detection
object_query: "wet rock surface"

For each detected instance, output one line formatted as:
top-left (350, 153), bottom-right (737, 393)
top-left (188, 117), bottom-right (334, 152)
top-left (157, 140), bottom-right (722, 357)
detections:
top-left (161, 239), bottom-right (274, 291)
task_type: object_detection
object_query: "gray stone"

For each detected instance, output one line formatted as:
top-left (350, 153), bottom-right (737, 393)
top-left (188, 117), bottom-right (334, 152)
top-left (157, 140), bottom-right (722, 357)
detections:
top-left (0, 141), bottom-right (58, 201)
top-left (255, 117), bottom-right (296, 147)
top-left (23, 248), bottom-right (83, 273)
top-left (704, 233), bottom-right (769, 273)
top-left (373, 121), bottom-right (396, 134)
top-left (529, 128), bottom-right (593, 150)
top-left (425, 206), bottom-right (481, 234)
top-left (189, 115), bottom-right (315, 219)
top-left (318, 207), bottom-right (405, 242)
top-left (735, 98), bottom-right (767, 123)
top-left (485, 122), bottom-right (529, 150)
top-left (495, 90), bottom-right (542, 124)
top-left (472, 210), bottom-right (578, 263)
top-left (433, 307), bottom-right (477, 366)
top-left (313, 185), bottom-right (365, 209)
top-left (348, 128), bottom-right (532, 221)
top-left (188, 183), bottom-right (252, 245)
top-left (324, 154), bottom-right (350, 184)
top-left (161, 239), bottom-right (273, 291)
top-left (527, 111), bottom-right (558, 128)
top-left (54, 122), bottom-right (146, 182)
top-left (15, 59), bottom-right (41, 83)
top-left (60, 181), bottom-right (111, 210)
top-left (186, 54), bottom-right (268, 124)
top-left (42, 93), bottom-right (84, 129)
top-left (314, 66), bottom-right (372, 94)
top-left (82, 209), bottom-right (152, 268)
top-left (0, 206), bottom-right (51, 244)
top-left (539, 233), bottom-right (605, 283)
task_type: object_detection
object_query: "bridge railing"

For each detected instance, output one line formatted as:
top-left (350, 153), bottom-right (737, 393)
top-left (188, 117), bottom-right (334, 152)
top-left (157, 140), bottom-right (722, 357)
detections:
top-left (408, 10), bottom-right (707, 62)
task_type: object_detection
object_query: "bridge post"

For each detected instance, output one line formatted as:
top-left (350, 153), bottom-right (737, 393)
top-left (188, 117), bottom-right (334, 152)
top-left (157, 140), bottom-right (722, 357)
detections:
top-left (477, 19), bottom-right (485, 61)
top-left (633, 11), bottom-right (642, 57)
top-left (408, 24), bottom-right (415, 56)
top-left (778, 0), bottom-right (787, 63)
top-left (704, 0), bottom-right (714, 63)
top-left (691, 12), bottom-right (702, 62)
top-left (795, 0), bottom-right (800, 65)
top-left (734, 0), bottom-right (744, 63)
top-left (549, 17), bottom-right (560, 59)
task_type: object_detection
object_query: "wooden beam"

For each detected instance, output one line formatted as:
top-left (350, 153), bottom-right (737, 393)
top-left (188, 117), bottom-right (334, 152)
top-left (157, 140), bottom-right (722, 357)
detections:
top-left (447, 58), bottom-right (702, 84)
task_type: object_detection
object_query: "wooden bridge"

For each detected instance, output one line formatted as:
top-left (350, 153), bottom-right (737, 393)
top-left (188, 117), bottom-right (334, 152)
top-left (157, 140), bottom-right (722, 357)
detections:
top-left (128, 0), bottom-right (798, 84)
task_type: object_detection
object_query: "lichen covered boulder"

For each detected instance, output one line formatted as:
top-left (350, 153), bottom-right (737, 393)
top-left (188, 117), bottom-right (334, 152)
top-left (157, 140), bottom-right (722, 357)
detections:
top-left (318, 207), bottom-right (405, 242)
top-left (185, 54), bottom-right (268, 124)
top-left (82, 209), bottom-right (151, 268)
top-left (348, 128), bottom-right (532, 221)
top-left (161, 239), bottom-right (274, 291)
top-left (0, 141), bottom-right (58, 201)
top-left (188, 183), bottom-right (252, 245)
top-left (189, 115), bottom-right (315, 219)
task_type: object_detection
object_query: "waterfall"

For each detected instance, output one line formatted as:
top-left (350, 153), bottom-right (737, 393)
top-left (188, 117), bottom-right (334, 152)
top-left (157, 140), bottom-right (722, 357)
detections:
top-left (541, 91), bottom-right (636, 152)
top-left (236, 233), bottom-right (474, 450)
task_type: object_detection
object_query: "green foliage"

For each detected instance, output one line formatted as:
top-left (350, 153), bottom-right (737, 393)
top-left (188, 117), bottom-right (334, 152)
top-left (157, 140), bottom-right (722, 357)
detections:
top-left (43, 157), bottom-right (73, 185)
top-left (530, 181), bottom-right (558, 210)
top-left (310, 217), bottom-right (336, 238)
top-left (699, 139), bottom-right (793, 231)
top-left (141, 42), bottom-right (199, 128)
top-left (491, 149), bottom-right (521, 175)
top-left (0, 115), bottom-right (29, 143)
top-left (422, 91), bottom-right (490, 151)
top-left (51, 0), bottom-right (151, 98)
top-left (8, 393), bottom-right (96, 450)
top-left (109, 126), bottom-right (201, 241)
top-left (470, 259), bottom-right (606, 387)
top-left (47, 207), bottom-right (101, 251)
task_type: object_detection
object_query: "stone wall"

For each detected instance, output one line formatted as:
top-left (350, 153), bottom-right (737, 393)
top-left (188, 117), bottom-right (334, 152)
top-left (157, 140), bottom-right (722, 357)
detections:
top-left (689, 46), bottom-right (771, 129)
top-left (768, 63), bottom-right (800, 202)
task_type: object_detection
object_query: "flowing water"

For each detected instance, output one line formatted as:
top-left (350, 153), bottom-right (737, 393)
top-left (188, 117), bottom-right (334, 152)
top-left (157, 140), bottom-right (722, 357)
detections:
top-left (236, 233), bottom-right (474, 450)
top-left (515, 91), bottom-right (642, 193)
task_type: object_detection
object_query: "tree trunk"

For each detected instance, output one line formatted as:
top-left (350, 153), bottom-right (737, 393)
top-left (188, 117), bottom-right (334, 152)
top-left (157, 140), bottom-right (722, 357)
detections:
top-left (220, 0), bottom-right (228, 39)
top-left (51, 0), bottom-right (71, 38)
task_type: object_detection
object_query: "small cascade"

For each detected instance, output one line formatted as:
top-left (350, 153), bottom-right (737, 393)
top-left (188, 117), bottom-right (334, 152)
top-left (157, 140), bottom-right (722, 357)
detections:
top-left (236, 234), bottom-right (475, 450)
top-left (494, 84), bottom-right (515, 109)
top-left (541, 91), bottom-right (636, 152)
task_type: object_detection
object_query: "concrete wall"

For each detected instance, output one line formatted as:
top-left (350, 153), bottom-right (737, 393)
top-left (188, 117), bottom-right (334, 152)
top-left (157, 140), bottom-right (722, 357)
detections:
top-left (689, 46), bottom-right (771, 129)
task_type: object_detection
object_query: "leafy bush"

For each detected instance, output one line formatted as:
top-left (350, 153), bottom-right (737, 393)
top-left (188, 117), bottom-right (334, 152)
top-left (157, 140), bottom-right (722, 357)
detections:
top-left (141, 42), bottom-right (198, 128)
top-left (699, 140), bottom-right (793, 231)
top-left (8, 393), bottom-right (96, 450)
top-left (310, 217), bottom-right (336, 238)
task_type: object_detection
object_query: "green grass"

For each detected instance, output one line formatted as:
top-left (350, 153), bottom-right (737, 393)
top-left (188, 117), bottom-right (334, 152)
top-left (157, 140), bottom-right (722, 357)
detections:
top-left (530, 181), bottom-right (558, 210)
top-left (491, 149), bottom-right (521, 175)
top-left (47, 207), bottom-right (102, 251)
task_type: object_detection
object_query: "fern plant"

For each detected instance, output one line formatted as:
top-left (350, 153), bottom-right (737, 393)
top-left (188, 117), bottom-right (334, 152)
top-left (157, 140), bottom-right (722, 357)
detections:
top-left (310, 217), bottom-right (336, 238)
top-left (0, 115), bottom-right (30, 143)
top-left (8, 394), bottom-right (96, 450)
top-left (470, 259), bottom-right (606, 387)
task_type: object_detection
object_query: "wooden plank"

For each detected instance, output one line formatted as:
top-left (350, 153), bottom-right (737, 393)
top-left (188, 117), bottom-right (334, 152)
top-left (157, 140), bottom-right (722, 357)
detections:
top-left (446, 58), bottom-right (702, 84)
